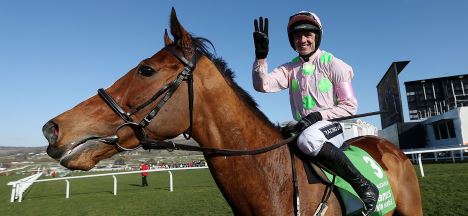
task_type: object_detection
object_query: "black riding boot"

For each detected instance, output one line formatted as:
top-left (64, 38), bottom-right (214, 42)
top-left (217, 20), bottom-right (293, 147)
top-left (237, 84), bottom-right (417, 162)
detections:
top-left (315, 142), bottom-right (379, 216)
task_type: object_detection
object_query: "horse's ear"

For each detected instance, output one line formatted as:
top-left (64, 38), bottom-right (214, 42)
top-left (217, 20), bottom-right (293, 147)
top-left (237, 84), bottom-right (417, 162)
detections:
top-left (169, 7), bottom-right (194, 58)
top-left (164, 29), bottom-right (173, 46)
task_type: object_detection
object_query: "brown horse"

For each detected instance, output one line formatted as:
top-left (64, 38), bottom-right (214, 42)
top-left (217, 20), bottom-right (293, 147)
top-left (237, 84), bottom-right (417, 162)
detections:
top-left (42, 9), bottom-right (422, 215)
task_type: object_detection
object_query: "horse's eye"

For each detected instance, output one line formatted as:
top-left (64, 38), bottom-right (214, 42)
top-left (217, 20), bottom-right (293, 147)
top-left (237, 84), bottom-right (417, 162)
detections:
top-left (138, 65), bottom-right (155, 77)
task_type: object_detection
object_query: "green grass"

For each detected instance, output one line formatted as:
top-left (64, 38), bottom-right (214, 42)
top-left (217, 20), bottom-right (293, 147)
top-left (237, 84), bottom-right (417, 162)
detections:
top-left (1, 163), bottom-right (468, 215)
top-left (417, 162), bottom-right (468, 216)
top-left (0, 169), bottom-right (231, 216)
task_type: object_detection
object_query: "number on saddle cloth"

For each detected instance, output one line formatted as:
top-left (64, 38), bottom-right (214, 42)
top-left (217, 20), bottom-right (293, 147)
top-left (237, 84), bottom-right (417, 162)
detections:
top-left (322, 146), bottom-right (397, 216)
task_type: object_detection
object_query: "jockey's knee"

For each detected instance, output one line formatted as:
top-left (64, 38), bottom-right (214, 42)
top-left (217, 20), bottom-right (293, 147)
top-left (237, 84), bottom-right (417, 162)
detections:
top-left (297, 131), bottom-right (323, 157)
top-left (296, 121), bottom-right (344, 157)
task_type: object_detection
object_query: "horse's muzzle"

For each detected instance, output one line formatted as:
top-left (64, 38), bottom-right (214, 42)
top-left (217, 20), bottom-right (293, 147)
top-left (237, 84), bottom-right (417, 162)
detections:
top-left (42, 121), bottom-right (59, 146)
top-left (43, 120), bottom-right (66, 160)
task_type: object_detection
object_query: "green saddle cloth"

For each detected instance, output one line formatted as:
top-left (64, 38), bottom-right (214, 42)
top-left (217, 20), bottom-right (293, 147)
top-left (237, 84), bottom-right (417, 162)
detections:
top-left (323, 146), bottom-right (396, 216)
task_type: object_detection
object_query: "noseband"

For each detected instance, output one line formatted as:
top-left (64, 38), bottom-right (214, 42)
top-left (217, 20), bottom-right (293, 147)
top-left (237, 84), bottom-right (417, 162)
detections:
top-left (97, 46), bottom-right (199, 151)
top-left (95, 45), bottom-right (302, 215)
top-left (96, 45), bottom-right (294, 155)
top-left (93, 44), bottom-right (383, 216)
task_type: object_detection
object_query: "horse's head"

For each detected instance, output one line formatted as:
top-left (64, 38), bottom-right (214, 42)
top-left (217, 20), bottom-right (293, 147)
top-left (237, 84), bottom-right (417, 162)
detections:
top-left (43, 8), bottom-right (216, 170)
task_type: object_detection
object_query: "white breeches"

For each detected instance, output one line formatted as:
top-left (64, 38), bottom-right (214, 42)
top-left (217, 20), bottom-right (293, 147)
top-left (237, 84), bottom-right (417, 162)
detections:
top-left (297, 120), bottom-right (345, 157)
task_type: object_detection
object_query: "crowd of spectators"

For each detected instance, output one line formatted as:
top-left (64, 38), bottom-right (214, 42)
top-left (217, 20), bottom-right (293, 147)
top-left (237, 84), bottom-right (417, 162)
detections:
top-left (153, 159), bottom-right (207, 169)
top-left (130, 159), bottom-right (207, 170)
top-left (152, 160), bottom-right (207, 169)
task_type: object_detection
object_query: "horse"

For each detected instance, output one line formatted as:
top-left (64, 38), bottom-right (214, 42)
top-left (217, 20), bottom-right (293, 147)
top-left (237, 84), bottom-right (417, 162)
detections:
top-left (42, 8), bottom-right (422, 215)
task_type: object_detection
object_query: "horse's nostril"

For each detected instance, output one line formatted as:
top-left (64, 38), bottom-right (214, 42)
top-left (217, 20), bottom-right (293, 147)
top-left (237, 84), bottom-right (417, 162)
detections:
top-left (42, 121), bottom-right (59, 146)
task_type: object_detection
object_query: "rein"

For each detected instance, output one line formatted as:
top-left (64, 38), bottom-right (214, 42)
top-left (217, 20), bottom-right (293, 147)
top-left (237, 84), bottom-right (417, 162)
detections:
top-left (97, 45), bottom-right (384, 154)
top-left (97, 45), bottom-right (298, 155)
top-left (138, 111), bottom-right (385, 155)
top-left (96, 45), bottom-right (385, 216)
top-left (95, 43), bottom-right (385, 156)
top-left (140, 135), bottom-right (297, 156)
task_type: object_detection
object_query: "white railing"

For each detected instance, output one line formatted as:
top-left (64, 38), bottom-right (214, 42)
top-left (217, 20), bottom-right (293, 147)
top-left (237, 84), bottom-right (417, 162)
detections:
top-left (0, 165), bottom-right (30, 174)
top-left (7, 172), bottom-right (43, 202)
top-left (8, 166), bottom-right (207, 202)
top-left (403, 145), bottom-right (468, 177)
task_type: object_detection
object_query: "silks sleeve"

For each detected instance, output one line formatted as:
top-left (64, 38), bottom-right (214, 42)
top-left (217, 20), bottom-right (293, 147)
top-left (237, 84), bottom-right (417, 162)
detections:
top-left (319, 58), bottom-right (358, 119)
top-left (252, 59), bottom-right (290, 93)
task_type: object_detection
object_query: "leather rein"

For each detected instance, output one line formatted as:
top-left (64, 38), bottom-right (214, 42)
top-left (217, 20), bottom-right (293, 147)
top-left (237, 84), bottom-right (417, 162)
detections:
top-left (96, 46), bottom-right (385, 215)
top-left (96, 46), bottom-right (295, 155)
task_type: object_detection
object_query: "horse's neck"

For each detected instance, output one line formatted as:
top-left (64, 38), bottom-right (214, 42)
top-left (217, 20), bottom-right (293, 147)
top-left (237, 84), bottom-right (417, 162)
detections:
top-left (188, 65), bottom-right (322, 214)
top-left (194, 107), bottom-right (282, 151)
top-left (192, 73), bottom-right (283, 150)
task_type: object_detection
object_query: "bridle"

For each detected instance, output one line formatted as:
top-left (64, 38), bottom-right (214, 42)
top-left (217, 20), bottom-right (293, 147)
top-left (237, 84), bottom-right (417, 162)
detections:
top-left (94, 43), bottom-right (385, 216)
top-left (96, 45), bottom-right (300, 214)
top-left (97, 45), bottom-right (198, 151)
top-left (95, 43), bottom-right (382, 155)
top-left (96, 44), bottom-right (297, 155)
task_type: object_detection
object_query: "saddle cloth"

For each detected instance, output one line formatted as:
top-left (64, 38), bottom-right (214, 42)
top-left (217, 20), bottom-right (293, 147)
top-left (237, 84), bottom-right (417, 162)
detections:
top-left (304, 145), bottom-right (396, 216)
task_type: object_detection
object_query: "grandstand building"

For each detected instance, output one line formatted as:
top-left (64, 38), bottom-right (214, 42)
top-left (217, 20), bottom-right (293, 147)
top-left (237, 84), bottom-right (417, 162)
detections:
top-left (403, 74), bottom-right (468, 148)
top-left (420, 107), bottom-right (468, 148)
top-left (405, 74), bottom-right (468, 120)
top-left (377, 62), bottom-right (468, 149)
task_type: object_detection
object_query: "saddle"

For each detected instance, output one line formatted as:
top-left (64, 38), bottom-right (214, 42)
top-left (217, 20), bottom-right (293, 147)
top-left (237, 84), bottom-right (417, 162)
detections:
top-left (290, 141), bottom-right (365, 216)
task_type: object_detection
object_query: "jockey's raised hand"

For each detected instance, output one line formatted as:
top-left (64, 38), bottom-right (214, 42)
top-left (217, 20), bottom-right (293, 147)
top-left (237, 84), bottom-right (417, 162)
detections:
top-left (253, 17), bottom-right (269, 59)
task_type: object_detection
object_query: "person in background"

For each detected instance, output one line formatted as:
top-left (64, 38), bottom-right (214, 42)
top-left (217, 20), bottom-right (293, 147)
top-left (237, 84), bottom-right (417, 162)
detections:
top-left (141, 161), bottom-right (149, 187)
top-left (251, 11), bottom-right (378, 215)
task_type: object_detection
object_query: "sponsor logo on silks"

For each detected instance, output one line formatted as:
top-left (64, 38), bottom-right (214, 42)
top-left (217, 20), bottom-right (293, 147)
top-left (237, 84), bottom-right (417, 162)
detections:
top-left (319, 122), bottom-right (343, 139)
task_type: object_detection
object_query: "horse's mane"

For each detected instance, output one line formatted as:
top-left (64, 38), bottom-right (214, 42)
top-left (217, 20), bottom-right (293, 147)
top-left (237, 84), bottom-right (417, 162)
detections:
top-left (191, 36), bottom-right (276, 128)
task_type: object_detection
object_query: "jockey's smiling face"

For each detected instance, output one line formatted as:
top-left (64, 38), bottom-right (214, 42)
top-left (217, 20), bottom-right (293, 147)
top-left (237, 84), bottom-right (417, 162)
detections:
top-left (293, 31), bottom-right (316, 56)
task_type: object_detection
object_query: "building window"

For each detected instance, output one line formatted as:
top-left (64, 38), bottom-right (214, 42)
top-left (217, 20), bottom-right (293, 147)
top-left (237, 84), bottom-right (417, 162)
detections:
top-left (432, 120), bottom-right (456, 140)
top-left (432, 124), bottom-right (440, 140)
top-left (439, 123), bottom-right (449, 139)
top-left (447, 121), bottom-right (456, 138)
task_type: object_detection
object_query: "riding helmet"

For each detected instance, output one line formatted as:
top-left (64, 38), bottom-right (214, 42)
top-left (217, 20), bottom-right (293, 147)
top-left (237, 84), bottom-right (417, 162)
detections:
top-left (287, 11), bottom-right (323, 51)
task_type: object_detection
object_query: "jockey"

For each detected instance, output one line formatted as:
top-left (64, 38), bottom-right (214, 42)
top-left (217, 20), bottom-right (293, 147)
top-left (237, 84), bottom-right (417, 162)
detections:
top-left (252, 11), bottom-right (378, 215)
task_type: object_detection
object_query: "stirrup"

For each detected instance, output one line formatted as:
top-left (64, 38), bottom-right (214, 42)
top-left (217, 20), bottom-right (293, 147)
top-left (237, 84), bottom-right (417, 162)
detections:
top-left (361, 208), bottom-right (374, 216)
top-left (314, 202), bottom-right (328, 216)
